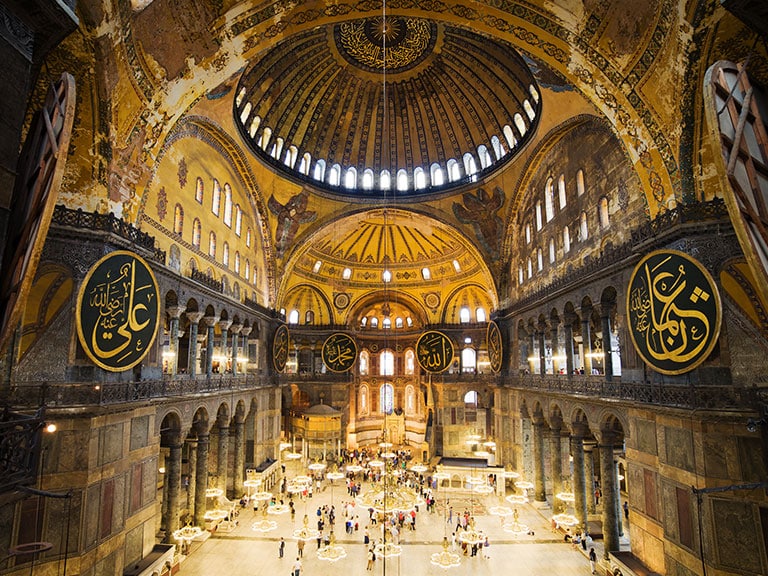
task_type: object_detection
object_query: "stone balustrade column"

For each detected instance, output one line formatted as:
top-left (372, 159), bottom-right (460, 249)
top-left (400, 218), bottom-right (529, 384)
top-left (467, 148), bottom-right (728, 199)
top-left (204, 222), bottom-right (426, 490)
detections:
top-left (233, 419), bottom-right (245, 497)
top-left (203, 315), bottom-right (219, 378)
top-left (564, 313), bottom-right (576, 377)
top-left (570, 429), bottom-right (589, 537)
top-left (533, 419), bottom-right (547, 503)
top-left (239, 327), bottom-right (252, 375)
top-left (164, 432), bottom-right (183, 542)
top-left (581, 311), bottom-right (593, 375)
top-left (218, 319), bottom-right (232, 372)
top-left (193, 427), bottom-right (210, 527)
top-left (167, 306), bottom-right (186, 375)
top-left (601, 310), bottom-right (614, 381)
top-left (230, 323), bottom-right (243, 376)
top-left (586, 448), bottom-right (596, 514)
top-left (598, 432), bottom-right (621, 558)
top-left (537, 324), bottom-right (547, 376)
top-left (187, 438), bottom-right (197, 519)
top-left (185, 312), bottom-right (205, 376)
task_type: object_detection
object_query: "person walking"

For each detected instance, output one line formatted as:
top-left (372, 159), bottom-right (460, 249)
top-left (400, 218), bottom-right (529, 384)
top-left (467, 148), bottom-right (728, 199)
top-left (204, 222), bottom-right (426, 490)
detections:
top-left (292, 557), bottom-right (302, 576)
top-left (297, 538), bottom-right (305, 557)
top-left (623, 501), bottom-right (629, 521)
top-left (366, 547), bottom-right (375, 571)
top-left (279, 537), bottom-right (285, 558)
top-left (589, 547), bottom-right (597, 574)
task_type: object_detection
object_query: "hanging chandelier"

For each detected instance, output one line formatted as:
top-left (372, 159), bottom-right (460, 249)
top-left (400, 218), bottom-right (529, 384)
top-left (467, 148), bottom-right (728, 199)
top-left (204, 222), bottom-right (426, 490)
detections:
top-left (430, 537), bottom-right (461, 569)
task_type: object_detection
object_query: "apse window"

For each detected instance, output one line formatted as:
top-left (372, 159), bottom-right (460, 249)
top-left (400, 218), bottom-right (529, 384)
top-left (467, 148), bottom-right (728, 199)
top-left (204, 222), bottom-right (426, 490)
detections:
top-left (288, 309), bottom-right (299, 324)
top-left (342, 268), bottom-right (352, 280)
top-left (460, 306), bottom-right (471, 323)
top-left (382, 270), bottom-right (392, 283)
top-left (380, 351), bottom-right (395, 376)
top-left (380, 383), bottom-right (394, 414)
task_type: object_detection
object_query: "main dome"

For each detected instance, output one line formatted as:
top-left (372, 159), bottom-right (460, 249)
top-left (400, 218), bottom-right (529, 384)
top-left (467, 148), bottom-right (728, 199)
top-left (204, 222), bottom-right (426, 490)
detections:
top-left (234, 16), bottom-right (541, 199)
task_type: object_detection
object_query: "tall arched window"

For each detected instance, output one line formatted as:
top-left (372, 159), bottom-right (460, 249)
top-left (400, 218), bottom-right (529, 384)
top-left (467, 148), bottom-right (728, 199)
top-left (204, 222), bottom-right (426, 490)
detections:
top-left (212, 179), bottom-right (221, 216)
top-left (285, 145), bottom-right (298, 168)
top-left (545, 178), bottom-right (555, 222)
top-left (298, 152), bottom-right (311, 175)
top-left (462, 348), bottom-right (477, 373)
top-left (460, 306), bottom-right (471, 323)
top-left (414, 167), bottom-right (426, 189)
top-left (518, 265), bottom-right (524, 285)
top-left (405, 385), bottom-right (416, 414)
top-left (380, 169), bottom-right (391, 190)
top-left (527, 258), bottom-right (532, 278)
top-left (305, 310), bottom-right (314, 325)
top-left (491, 135), bottom-right (504, 160)
top-left (246, 228), bottom-right (252, 248)
top-left (288, 309), bottom-right (299, 324)
top-left (404, 349), bottom-right (415, 375)
top-left (234, 251), bottom-right (240, 274)
top-left (431, 163), bottom-right (444, 186)
top-left (463, 152), bottom-right (477, 176)
top-left (558, 175), bottom-right (567, 208)
top-left (477, 145), bottom-right (492, 169)
top-left (359, 384), bottom-right (369, 414)
top-left (313, 159), bottom-right (326, 181)
top-left (580, 211), bottom-right (589, 241)
top-left (476, 307), bottom-right (486, 322)
top-left (359, 350), bottom-right (370, 375)
top-left (503, 125), bottom-right (517, 149)
top-left (344, 166), bottom-right (357, 189)
top-left (235, 205), bottom-right (242, 236)
top-left (249, 115), bottom-right (261, 138)
top-left (362, 169), bottom-right (374, 190)
top-left (173, 204), bottom-right (183, 235)
top-left (447, 158), bottom-right (461, 181)
top-left (195, 177), bottom-right (204, 203)
top-left (245, 260), bottom-right (250, 281)
top-left (192, 218), bottom-right (201, 248)
top-left (397, 169), bottom-right (408, 191)
top-left (563, 226), bottom-right (571, 253)
top-left (599, 197), bottom-right (610, 229)
top-left (514, 113), bottom-right (527, 136)
top-left (239, 102), bottom-right (252, 124)
top-left (223, 242), bottom-right (230, 267)
top-left (537, 247), bottom-right (543, 271)
top-left (208, 232), bottom-right (216, 258)
top-left (464, 390), bottom-right (478, 407)
top-left (329, 164), bottom-right (341, 186)
top-left (525, 223), bottom-right (531, 244)
top-left (549, 237), bottom-right (556, 263)
top-left (535, 201), bottom-right (542, 230)
top-left (577, 169), bottom-right (585, 196)
top-left (223, 184), bottom-right (233, 226)
top-left (380, 350), bottom-right (395, 376)
top-left (523, 99), bottom-right (536, 121)
top-left (380, 383), bottom-right (394, 414)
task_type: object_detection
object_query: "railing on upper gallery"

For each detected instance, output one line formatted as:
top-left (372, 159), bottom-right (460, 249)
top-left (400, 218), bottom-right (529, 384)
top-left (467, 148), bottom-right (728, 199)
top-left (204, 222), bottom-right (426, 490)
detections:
top-left (513, 373), bottom-right (746, 410)
top-left (1, 373), bottom-right (274, 409)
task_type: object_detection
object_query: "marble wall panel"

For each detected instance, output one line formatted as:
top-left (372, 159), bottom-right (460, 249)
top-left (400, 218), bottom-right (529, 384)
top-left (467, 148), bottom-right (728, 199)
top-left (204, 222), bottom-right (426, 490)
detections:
top-left (664, 426), bottom-right (694, 472)
top-left (130, 415), bottom-right (150, 451)
top-left (635, 418), bottom-right (657, 455)
top-left (738, 436), bottom-right (767, 481)
top-left (703, 435), bottom-right (729, 479)
top-left (712, 498), bottom-right (762, 573)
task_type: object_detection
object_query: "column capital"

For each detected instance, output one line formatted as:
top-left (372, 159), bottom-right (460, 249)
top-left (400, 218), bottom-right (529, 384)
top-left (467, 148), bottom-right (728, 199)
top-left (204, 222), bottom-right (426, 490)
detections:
top-left (202, 315), bottom-right (220, 328)
top-left (167, 305), bottom-right (187, 319)
top-left (218, 319), bottom-right (233, 331)
top-left (240, 326), bottom-right (252, 337)
top-left (186, 311), bottom-right (205, 323)
top-left (230, 323), bottom-right (243, 334)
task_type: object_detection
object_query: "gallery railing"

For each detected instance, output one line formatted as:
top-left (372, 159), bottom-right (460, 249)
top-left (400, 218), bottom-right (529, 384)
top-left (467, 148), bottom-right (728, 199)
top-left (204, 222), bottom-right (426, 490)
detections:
top-left (514, 373), bottom-right (745, 410)
top-left (1, 374), bottom-right (273, 409)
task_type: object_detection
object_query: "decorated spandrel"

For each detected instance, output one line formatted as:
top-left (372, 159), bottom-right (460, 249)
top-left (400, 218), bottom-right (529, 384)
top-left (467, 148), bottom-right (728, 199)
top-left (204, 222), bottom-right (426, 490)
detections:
top-left (322, 333), bottom-right (358, 372)
top-left (416, 330), bottom-right (454, 373)
top-left (273, 324), bottom-right (289, 372)
top-left (626, 250), bottom-right (721, 375)
top-left (76, 251), bottom-right (160, 372)
top-left (487, 321), bottom-right (502, 373)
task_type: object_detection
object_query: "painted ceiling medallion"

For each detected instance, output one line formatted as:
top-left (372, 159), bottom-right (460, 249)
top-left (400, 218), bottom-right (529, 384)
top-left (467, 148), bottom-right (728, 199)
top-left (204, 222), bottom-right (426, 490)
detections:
top-left (335, 17), bottom-right (436, 73)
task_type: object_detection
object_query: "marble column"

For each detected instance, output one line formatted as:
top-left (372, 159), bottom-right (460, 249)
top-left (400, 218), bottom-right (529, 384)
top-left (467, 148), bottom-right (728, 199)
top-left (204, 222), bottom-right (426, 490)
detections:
top-left (218, 419), bottom-right (230, 495)
top-left (550, 324), bottom-right (560, 375)
top-left (598, 433), bottom-right (621, 558)
top-left (570, 430), bottom-right (589, 536)
top-left (230, 323), bottom-right (242, 376)
top-left (533, 419), bottom-right (547, 503)
top-left (218, 319), bottom-right (232, 371)
top-left (187, 438), bottom-right (197, 519)
top-left (186, 312), bottom-right (205, 376)
top-left (537, 324), bottom-right (547, 376)
top-left (615, 459), bottom-right (624, 537)
top-left (527, 328), bottom-right (535, 374)
top-left (164, 433), bottom-right (183, 542)
top-left (167, 306), bottom-right (186, 375)
top-left (581, 312), bottom-right (593, 375)
top-left (549, 422), bottom-right (563, 511)
top-left (564, 313), bottom-right (576, 377)
top-left (586, 448), bottom-right (596, 514)
top-left (239, 327), bottom-right (252, 375)
top-left (203, 315), bottom-right (219, 378)
top-left (233, 419), bottom-right (245, 497)
top-left (193, 427), bottom-right (210, 527)
top-left (601, 311), bottom-right (614, 381)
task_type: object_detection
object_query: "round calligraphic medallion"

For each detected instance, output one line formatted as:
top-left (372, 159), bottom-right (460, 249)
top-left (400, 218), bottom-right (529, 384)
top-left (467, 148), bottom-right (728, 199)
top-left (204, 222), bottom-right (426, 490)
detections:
top-left (416, 330), bottom-right (454, 373)
top-left (322, 333), bottom-right (358, 373)
top-left (487, 321), bottom-right (503, 373)
top-left (626, 250), bottom-right (721, 375)
top-left (75, 251), bottom-right (160, 372)
top-left (272, 324), bottom-right (290, 372)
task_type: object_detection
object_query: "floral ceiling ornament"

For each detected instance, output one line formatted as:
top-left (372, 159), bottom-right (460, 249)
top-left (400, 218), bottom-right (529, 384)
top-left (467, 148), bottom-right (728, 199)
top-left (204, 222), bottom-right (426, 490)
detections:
top-left (177, 157), bottom-right (188, 188)
top-left (156, 186), bottom-right (168, 221)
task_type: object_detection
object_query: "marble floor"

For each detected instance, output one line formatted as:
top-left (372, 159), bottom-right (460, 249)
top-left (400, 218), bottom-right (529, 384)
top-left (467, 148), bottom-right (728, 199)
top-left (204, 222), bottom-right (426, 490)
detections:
top-left (176, 482), bottom-right (627, 576)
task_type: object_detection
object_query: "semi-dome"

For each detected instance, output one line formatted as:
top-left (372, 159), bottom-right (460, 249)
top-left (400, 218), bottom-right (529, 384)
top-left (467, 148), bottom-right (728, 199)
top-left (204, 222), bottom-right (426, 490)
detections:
top-left (234, 16), bottom-right (540, 199)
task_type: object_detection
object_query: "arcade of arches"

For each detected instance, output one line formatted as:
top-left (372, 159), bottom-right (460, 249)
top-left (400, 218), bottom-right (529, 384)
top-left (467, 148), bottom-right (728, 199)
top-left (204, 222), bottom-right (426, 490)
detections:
top-left (1, 2), bottom-right (768, 576)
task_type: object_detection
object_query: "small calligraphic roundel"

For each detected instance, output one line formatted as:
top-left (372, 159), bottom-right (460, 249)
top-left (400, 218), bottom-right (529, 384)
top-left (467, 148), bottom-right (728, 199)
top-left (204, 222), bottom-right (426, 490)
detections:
top-left (487, 321), bottom-right (503, 373)
top-left (273, 324), bottom-right (290, 372)
top-left (76, 251), bottom-right (160, 372)
top-left (626, 250), bottom-right (721, 375)
top-left (416, 330), bottom-right (454, 373)
top-left (322, 332), bottom-right (358, 372)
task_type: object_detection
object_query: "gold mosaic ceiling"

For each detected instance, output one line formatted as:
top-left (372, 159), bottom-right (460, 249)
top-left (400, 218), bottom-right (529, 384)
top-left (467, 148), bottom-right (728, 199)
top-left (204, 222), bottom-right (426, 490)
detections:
top-left (234, 16), bottom-right (540, 198)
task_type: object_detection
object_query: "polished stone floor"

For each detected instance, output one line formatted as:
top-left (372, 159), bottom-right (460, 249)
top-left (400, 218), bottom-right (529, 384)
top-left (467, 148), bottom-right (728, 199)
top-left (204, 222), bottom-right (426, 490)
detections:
top-left (176, 478), bottom-right (628, 576)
